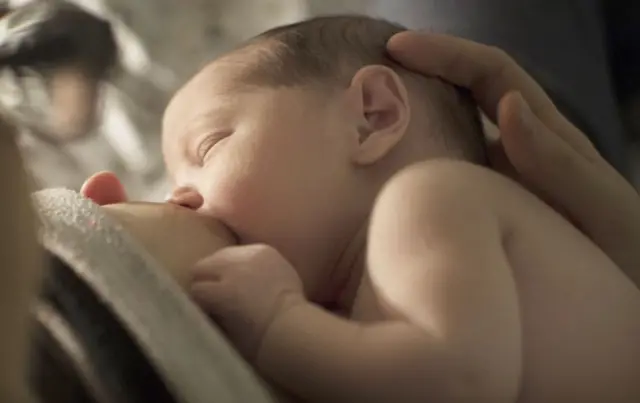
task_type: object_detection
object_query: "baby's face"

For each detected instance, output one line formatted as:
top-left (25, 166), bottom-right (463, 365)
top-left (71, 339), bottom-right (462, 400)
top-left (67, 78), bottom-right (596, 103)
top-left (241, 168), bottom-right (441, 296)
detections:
top-left (162, 61), bottom-right (365, 300)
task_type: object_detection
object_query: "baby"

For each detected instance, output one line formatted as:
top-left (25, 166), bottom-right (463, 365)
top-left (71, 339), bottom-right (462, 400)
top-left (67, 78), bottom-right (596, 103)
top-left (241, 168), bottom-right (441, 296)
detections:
top-left (161, 15), bottom-right (640, 403)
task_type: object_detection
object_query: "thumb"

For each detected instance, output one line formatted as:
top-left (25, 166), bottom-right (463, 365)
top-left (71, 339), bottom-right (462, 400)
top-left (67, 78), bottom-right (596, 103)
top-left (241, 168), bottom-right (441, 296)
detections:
top-left (497, 91), bottom-right (591, 208)
top-left (499, 91), bottom-right (640, 281)
top-left (80, 171), bottom-right (128, 205)
top-left (498, 91), bottom-right (627, 228)
top-left (497, 91), bottom-right (591, 224)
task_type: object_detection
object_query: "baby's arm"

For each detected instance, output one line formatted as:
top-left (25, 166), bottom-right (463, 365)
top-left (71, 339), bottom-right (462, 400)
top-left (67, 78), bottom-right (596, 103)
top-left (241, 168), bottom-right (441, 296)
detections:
top-left (256, 161), bottom-right (522, 403)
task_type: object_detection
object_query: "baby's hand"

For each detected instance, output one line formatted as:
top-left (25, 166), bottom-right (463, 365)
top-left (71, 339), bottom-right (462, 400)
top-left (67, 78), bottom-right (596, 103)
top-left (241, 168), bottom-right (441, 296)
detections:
top-left (190, 244), bottom-right (305, 362)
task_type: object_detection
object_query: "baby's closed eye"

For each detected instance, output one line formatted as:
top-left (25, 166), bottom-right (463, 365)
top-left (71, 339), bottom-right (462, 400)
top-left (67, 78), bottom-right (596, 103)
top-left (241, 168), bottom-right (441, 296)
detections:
top-left (193, 131), bottom-right (233, 163)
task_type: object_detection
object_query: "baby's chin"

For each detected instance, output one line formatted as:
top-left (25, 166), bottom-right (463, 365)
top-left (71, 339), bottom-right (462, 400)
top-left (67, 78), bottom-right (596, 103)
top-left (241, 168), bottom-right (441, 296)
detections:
top-left (101, 202), bottom-right (236, 288)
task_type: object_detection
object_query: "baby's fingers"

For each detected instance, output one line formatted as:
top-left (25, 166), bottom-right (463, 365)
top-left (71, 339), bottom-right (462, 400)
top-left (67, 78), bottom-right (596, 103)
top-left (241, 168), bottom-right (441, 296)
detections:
top-left (191, 257), bottom-right (224, 283)
top-left (190, 281), bottom-right (227, 311)
top-left (191, 246), bottom-right (249, 282)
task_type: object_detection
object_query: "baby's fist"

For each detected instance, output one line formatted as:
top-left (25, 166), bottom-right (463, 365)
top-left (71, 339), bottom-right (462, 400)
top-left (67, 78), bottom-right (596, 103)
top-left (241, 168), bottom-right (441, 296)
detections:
top-left (190, 244), bottom-right (304, 362)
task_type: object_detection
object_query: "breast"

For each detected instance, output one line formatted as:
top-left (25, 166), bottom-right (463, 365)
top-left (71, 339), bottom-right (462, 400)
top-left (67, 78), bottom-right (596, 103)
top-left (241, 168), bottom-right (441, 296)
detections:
top-left (102, 202), bottom-right (236, 288)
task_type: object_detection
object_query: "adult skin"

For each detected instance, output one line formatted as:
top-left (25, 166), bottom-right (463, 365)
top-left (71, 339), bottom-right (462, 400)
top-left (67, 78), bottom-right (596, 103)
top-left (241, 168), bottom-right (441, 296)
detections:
top-left (370, 0), bottom-right (629, 174)
top-left (0, 119), bottom-right (42, 403)
top-left (1, 32), bottom-right (639, 402)
top-left (0, 155), bottom-right (234, 402)
top-left (84, 32), bottom-right (640, 291)
top-left (385, 31), bottom-right (640, 286)
top-left (100, 201), bottom-right (236, 287)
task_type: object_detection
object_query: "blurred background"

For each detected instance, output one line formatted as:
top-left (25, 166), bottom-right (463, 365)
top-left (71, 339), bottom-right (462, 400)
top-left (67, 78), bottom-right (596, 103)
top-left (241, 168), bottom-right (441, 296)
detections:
top-left (7, 0), bottom-right (368, 201)
top-left (5, 0), bottom-right (640, 198)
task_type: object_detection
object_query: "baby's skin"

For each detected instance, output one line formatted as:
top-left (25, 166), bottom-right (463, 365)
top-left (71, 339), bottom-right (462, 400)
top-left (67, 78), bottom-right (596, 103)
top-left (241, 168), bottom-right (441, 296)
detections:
top-left (95, 160), bottom-right (640, 403)
top-left (157, 60), bottom-right (640, 403)
top-left (85, 20), bottom-right (640, 402)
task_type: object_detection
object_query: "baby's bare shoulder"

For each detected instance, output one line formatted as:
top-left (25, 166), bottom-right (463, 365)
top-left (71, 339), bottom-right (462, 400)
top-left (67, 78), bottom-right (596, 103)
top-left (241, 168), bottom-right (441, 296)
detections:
top-left (380, 159), bottom-right (512, 210)
top-left (371, 159), bottom-right (509, 251)
top-left (374, 159), bottom-right (538, 241)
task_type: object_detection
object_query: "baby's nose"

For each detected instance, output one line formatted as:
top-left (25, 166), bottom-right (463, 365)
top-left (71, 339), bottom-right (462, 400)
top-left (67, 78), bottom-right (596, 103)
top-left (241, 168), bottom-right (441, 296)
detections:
top-left (166, 187), bottom-right (204, 210)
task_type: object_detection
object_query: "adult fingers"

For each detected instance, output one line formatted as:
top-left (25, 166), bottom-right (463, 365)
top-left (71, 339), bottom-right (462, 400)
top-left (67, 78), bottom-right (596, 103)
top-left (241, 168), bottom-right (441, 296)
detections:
top-left (485, 134), bottom-right (518, 181)
top-left (387, 32), bottom-right (599, 161)
top-left (498, 91), bottom-right (640, 277)
top-left (80, 171), bottom-right (128, 205)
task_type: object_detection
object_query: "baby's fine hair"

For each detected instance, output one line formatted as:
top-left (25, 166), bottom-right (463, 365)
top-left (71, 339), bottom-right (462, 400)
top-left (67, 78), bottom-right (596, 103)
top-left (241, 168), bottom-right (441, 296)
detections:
top-left (223, 15), bottom-right (486, 162)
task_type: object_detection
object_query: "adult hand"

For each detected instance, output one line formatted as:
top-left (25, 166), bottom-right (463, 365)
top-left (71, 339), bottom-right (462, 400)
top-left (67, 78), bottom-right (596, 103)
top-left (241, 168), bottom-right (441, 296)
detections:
top-left (387, 32), bottom-right (640, 285)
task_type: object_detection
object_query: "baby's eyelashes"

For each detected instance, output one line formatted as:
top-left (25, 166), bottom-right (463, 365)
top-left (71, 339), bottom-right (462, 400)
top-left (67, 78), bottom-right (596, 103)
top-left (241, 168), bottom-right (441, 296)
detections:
top-left (192, 131), bottom-right (233, 165)
top-left (166, 187), bottom-right (204, 210)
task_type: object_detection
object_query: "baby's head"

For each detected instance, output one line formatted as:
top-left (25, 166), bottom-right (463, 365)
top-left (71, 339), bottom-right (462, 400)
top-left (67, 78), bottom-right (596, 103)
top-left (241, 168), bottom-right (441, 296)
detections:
top-left (162, 15), bottom-right (484, 301)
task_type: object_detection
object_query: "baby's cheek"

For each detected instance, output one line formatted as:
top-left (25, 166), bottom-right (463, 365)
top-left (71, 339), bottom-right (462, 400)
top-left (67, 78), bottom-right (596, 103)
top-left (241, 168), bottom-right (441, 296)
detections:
top-left (201, 174), bottom-right (280, 240)
top-left (199, 146), bottom-right (307, 242)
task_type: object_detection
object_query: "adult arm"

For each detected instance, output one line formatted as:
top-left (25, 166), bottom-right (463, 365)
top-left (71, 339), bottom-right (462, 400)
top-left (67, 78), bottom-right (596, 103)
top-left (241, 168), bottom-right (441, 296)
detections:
top-left (0, 121), bottom-right (42, 403)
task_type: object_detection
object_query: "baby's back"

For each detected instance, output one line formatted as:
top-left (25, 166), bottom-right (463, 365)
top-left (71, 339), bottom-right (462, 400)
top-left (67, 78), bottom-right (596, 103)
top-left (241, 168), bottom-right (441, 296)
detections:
top-left (352, 162), bottom-right (640, 403)
top-left (500, 166), bottom-right (640, 402)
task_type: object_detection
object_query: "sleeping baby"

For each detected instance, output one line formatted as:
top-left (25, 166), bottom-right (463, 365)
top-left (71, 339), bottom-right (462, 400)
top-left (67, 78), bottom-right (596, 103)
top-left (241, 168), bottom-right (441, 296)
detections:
top-left (91, 15), bottom-right (640, 403)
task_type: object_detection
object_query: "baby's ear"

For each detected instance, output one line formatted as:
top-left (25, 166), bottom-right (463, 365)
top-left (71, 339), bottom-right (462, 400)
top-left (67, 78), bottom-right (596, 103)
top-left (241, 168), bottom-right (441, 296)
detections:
top-left (348, 65), bottom-right (410, 165)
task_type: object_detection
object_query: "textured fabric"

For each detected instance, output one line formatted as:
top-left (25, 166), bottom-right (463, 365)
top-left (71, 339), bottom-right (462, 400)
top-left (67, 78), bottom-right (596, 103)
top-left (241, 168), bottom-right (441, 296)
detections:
top-left (33, 188), bottom-right (275, 403)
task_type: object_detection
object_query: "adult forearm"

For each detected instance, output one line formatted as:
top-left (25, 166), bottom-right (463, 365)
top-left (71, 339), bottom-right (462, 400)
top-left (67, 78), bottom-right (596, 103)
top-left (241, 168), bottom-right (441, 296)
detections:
top-left (0, 122), bottom-right (42, 402)
top-left (255, 302), bottom-right (454, 403)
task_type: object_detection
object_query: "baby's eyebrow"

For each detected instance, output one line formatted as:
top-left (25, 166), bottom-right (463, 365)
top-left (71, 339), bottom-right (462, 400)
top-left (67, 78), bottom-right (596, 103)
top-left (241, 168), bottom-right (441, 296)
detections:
top-left (167, 88), bottom-right (240, 144)
top-left (177, 110), bottom-right (223, 140)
